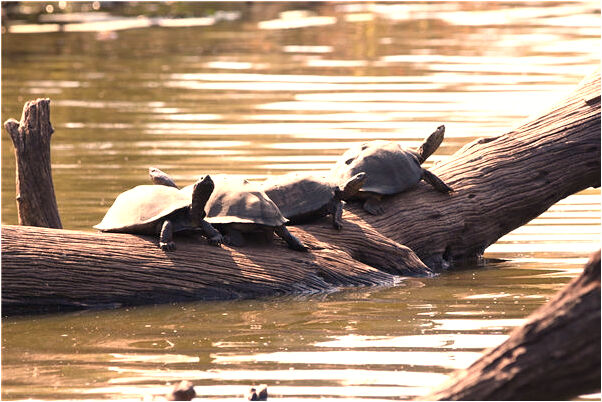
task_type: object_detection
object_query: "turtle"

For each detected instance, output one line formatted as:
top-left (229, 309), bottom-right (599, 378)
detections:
top-left (262, 171), bottom-right (366, 230)
top-left (149, 169), bottom-right (307, 252)
top-left (202, 177), bottom-right (308, 251)
top-left (94, 175), bottom-right (223, 251)
top-left (329, 125), bottom-right (453, 215)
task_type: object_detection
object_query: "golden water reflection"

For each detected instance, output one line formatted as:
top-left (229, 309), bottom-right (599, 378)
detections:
top-left (1, 1), bottom-right (600, 400)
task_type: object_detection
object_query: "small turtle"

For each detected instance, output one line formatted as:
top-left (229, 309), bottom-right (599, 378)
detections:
top-left (150, 170), bottom-right (307, 252)
top-left (94, 175), bottom-right (222, 251)
top-left (329, 125), bottom-right (453, 215)
top-left (262, 172), bottom-right (366, 230)
top-left (203, 177), bottom-right (308, 252)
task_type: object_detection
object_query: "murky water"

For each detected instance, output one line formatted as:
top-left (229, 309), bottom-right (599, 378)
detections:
top-left (1, 2), bottom-right (600, 400)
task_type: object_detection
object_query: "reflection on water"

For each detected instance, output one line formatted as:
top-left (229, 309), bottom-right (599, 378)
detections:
top-left (1, 1), bottom-right (600, 400)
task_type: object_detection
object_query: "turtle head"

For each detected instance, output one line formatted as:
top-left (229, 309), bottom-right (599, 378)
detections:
top-left (416, 124), bottom-right (445, 164)
top-left (190, 175), bottom-right (215, 225)
top-left (149, 166), bottom-right (179, 189)
top-left (335, 172), bottom-right (366, 201)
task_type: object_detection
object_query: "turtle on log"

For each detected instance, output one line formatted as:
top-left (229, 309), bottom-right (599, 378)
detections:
top-left (329, 125), bottom-right (453, 215)
top-left (149, 169), bottom-right (307, 252)
top-left (94, 175), bottom-right (222, 251)
top-left (202, 176), bottom-right (307, 251)
top-left (262, 172), bottom-right (366, 230)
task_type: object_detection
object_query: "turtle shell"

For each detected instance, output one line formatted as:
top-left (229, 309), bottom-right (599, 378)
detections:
top-left (203, 178), bottom-right (287, 227)
top-left (263, 173), bottom-right (334, 219)
top-left (330, 140), bottom-right (422, 195)
top-left (94, 185), bottom-right (191, 234)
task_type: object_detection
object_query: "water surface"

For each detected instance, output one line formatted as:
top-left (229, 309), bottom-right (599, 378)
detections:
top-left (1, 2), bottom-right (600, 400)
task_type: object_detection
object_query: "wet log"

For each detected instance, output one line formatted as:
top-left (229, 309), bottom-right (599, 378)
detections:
top-left (4, 98), bottom-right (62, 229)
top-left (1, 69), bottom-right (600, 314)
top-left (424, 250), bottom-right (601, 401)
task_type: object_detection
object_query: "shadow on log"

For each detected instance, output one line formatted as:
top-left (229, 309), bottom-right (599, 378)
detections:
top-left (1, 69), bottom-right (600, 315)
top-left (423, 250), bottom-right (601, 401)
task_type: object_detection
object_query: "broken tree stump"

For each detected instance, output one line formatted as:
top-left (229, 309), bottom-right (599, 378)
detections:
top-left (1, 69), bottom-right (600, 314)
top-left (4, 98), bottom-right (62, 229)
top-left (424, 250), bottom-right (601, 401)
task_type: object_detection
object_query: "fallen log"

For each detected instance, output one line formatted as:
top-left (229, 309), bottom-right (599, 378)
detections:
top-left (424, 250), bottom-right (601, 401)
top-left (1, 69), bottom-right (600, 314)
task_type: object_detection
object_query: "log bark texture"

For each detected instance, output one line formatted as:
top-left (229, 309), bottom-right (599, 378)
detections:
top-left (1, 69), bottom-right (600, 314)
top-left (424, 250), bottom-right (601, 401)
top-left (366, 69), bottom-right (600, 265)
top-left (4, 98), bottom-right (62, 229)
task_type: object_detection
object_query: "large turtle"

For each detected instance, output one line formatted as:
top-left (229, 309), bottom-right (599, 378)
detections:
top-left (262, 172), bottom-right (366, 230)
top-left (149, 169), bottom-right (307, 252)
top-left (329, 125), bottom-right (453, 215)
top-left (94, 175), bottom-right (222, 251)
top-left (203, 177), bottom-right (307, 251)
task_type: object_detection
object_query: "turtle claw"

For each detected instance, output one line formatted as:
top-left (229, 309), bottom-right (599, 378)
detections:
top-left (208, 234), bottom-right (223, 247)
top-left (160, 241), bottom-right (176, 251)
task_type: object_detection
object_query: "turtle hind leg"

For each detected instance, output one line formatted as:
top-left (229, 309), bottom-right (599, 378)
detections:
top-left (363, 196), bottom-right (384, 215)
top-left (422, 169), bottom-right (453, 193)
top-left (416, 125), bottom-right (445, 163)
top-left (159, 220), bottom-right (176, 251)
top-left (275, 225), bottom-right (308, 252)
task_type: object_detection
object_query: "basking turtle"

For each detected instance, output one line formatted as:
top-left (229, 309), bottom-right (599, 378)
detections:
top-left (329, 125), bottom-right (453, 215)
top-left (262, 172), bottom-right (366, 230)
top-left (204, 177), bottom-right (307, 251)
top-left (94, 175), bottom-right (222, 251)
top-left (150, 169), bottom-right (307, 251)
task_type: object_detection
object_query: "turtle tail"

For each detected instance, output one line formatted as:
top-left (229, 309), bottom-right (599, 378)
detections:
top-left (416, 125), bottom-right (445, 164)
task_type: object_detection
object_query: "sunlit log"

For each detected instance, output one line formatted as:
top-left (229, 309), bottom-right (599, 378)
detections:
top-left (423, 250), bottom-right (601, 401)
top-left (1, 69), bottom-right (600, 314)
top-left (4, 98), bottom-right (62, 229)
top-left (359, 68), bottom-right (600, 265)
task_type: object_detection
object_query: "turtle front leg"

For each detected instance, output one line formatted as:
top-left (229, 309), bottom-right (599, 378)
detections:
top-left (159, 220), bottom-right (176, 251)
top-left (275, 225), bottom-right (308, 252)
top-left (200, 220), bottom-right (223, 246)
top-left (363, 195), bottom-right (384, 215)
top-left (330, 199), bottom-right (344, 230)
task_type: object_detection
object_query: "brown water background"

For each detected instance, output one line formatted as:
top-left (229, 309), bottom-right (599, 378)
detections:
top-left (1, 2), bottom-right (600, 400)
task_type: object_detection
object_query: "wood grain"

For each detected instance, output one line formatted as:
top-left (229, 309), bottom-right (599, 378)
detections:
top-left (2, 69), bottom-right (600, 314)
